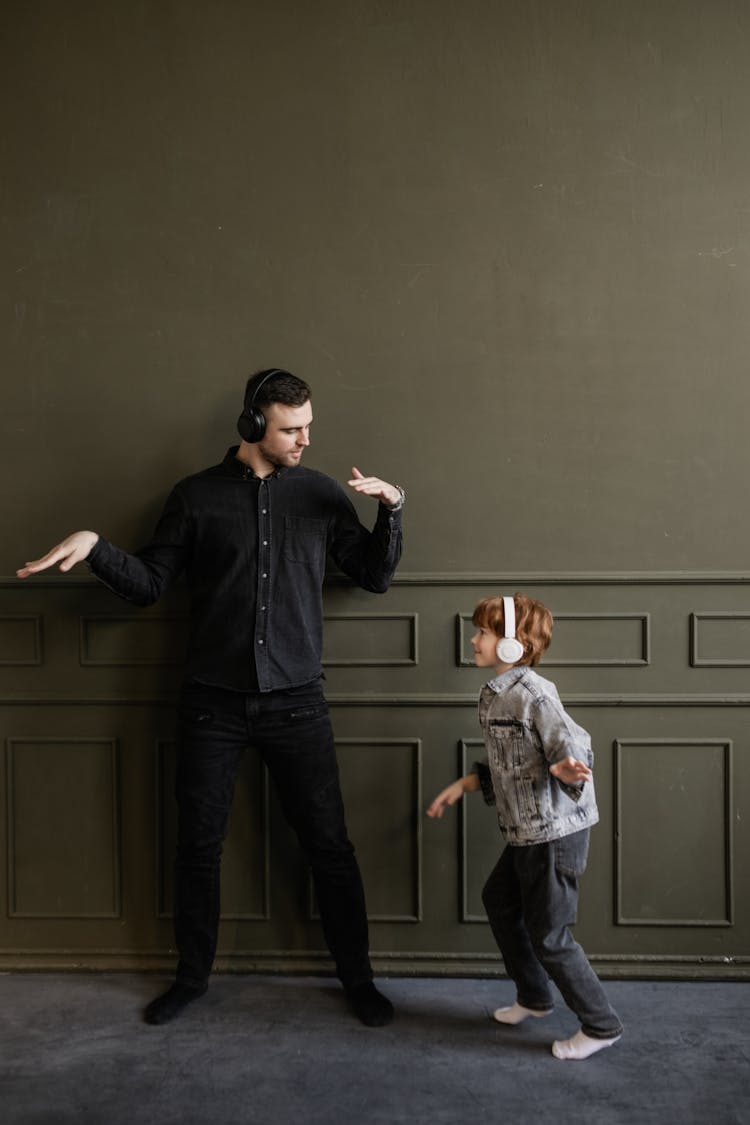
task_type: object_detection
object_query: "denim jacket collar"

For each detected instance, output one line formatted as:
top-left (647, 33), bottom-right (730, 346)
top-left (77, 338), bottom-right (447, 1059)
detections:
top-left (487, 666), bottom-right (528, 696)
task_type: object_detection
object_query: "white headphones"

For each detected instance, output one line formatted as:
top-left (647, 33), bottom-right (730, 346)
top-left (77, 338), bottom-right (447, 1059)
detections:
top-left (496, 596), bottom-right (525, 664)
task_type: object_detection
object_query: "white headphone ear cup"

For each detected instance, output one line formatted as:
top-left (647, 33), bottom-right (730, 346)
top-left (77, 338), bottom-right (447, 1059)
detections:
top-left (496, 636), bottom-right (524, 664)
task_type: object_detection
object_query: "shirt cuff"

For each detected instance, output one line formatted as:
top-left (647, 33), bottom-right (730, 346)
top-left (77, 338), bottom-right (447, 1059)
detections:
top-left (384, 485), bottom-right (405, 512)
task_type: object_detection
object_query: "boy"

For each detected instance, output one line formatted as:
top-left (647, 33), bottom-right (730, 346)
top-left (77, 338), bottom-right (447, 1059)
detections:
top-left (427, 594), bottom-right (622, 1060)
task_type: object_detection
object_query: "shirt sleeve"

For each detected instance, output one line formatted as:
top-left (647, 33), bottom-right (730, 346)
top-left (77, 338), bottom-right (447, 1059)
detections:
top-left (326, 485), bottom-right (403, 593)
top-left (87, 486), bottom-right (191, 606)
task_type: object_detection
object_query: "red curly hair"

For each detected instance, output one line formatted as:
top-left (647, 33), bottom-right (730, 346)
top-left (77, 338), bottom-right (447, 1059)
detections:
top-left (472, 593), bottom-right (553, 667)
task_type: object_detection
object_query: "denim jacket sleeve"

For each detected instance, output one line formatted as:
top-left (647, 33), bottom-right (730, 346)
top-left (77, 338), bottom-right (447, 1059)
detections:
top-left (326, 485), bottom-right (403, 593)
top-left (534, 692), bottom-right (592, 804)
top-left (86, 486), bottom-right (191, 606)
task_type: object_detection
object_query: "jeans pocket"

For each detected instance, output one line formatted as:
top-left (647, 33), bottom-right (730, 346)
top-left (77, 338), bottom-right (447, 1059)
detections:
top-left (287, 704), bottom-right (328, 722)
top-left (179, 705), bottom-right (215, 727)
top-left (554, 829), bottom-right (590, 877)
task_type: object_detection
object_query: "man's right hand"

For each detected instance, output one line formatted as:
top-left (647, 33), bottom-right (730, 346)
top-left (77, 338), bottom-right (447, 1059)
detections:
top-left (17, 531), bottom-right (99, 578)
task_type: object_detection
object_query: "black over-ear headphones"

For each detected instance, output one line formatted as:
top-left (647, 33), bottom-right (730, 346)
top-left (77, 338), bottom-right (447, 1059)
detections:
top-left (237, 368), bottom-right (290, 443)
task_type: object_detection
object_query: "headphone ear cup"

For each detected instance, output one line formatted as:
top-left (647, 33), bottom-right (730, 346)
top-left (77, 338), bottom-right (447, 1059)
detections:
top-left (239, 367), bottom-right (290, 443)
top-left (237, 407), bottom-right (266, 443)
top-left (496, 636), bottom-right (524, 664)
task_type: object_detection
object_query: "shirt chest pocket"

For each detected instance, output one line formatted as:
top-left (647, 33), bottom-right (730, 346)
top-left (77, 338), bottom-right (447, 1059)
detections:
top-left (283, 516), bottom-right (327, 567)
top-left (488, 719), bottom-right (526, 770)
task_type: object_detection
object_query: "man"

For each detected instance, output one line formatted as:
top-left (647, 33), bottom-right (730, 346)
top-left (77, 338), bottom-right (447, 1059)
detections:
top-left (17, 368), bottom-right (404, 1028)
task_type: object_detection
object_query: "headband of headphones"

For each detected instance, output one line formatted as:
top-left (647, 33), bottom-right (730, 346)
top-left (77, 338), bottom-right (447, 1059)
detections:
top-left (237, 368), bottom-right (289, 443)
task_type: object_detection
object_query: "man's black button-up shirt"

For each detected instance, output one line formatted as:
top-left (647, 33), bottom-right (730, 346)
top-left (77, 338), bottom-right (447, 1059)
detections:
top-left (87, 447), bottom-right (403, 691)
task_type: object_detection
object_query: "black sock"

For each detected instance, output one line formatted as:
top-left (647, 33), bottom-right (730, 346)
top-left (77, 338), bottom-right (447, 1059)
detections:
top-left (144, 982), bottom-right (208, 1025)
top-left (344, 981), bottom-right (394, 1027)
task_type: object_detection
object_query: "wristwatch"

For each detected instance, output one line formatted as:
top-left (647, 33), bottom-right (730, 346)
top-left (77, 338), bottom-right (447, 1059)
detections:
top-left (388, 485), bottom-right (406, 512)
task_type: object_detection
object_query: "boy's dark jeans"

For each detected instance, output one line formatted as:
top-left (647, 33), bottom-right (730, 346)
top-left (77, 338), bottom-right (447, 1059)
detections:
top-left (173, 680), bottom-right (373, 990)
top-left (482, 830), bottom-right (623, 1039)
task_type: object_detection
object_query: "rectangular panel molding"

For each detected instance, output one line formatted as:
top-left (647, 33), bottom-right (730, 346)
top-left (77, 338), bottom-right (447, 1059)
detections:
top-left (80, 615), bottom-right (188, 667)
top-left (456, 612), bottom-right (650, 667)
top-left (615, 738), bottom-right (733, 926)
top-left (0, 616), bottom-right (42, 666)
top-left (322, 737), bottom-right (423, 922)
top-left (460, 738), bottom-right (496, 924)
top-left (6, 736), bottom-right (121, 918)
top-left (323, 613), bottom-right (419, 666)
top-left (690, 612), bottom-right (750, 666)
top-left (544, 613), bottom-right (651, 666)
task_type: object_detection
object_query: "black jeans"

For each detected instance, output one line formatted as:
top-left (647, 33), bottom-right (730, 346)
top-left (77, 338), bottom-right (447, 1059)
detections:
top-left (173, 680), bottom-right (372, 990)
top-left (482, 830), bottom-right (623, 1039)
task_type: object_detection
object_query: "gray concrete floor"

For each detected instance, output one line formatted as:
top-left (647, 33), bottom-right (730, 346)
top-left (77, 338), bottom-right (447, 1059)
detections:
top-left (1, 973), bottom-right (749, 1125)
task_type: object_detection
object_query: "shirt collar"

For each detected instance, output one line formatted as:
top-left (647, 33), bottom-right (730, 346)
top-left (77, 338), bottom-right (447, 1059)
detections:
top-left (222, 445), bottom-right (289, 480)
top-left (486, 666), bottom-right (527, 694)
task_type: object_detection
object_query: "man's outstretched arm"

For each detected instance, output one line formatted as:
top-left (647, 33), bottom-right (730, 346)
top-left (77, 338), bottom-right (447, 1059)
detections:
top-left (327, 466), bottom-right (404, 594)
top-left (17, 486), bottom-right (189, 606)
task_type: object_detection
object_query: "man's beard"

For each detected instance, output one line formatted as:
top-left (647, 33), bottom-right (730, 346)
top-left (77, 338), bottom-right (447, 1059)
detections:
top-left (258, 443), bottom-right (299, 469)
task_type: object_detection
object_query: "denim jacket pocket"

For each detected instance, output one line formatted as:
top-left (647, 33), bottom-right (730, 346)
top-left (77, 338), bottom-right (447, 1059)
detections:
top-left (488, 719), bottom-right (525, 770)
top-left (516, 774), bottom-right (542, 825)
top-left (553, 829), bottom-right (590, 877)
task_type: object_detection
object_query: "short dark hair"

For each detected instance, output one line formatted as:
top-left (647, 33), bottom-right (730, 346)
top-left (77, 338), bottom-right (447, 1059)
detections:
top-left (247, 368), bottom-right (311, 409)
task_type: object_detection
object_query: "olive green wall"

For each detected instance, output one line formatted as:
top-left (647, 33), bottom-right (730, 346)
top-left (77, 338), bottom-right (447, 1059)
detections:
top-left (2, 1), bottom-right (748, 977)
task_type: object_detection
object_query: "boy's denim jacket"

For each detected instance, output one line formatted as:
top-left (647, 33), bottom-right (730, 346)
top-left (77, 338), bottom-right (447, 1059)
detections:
top-left (472, 666), bottom-right (599, 846)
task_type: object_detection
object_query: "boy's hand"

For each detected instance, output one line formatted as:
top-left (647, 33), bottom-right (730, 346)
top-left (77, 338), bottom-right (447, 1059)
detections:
top-left (426, 779), bottom-right (469, 819)
top-left (550, 757), bottom-right (592, 785)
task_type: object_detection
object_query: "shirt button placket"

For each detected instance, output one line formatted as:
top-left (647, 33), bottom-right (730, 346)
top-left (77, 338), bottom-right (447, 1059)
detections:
top-left (256, 480), bottom-right (271, 679)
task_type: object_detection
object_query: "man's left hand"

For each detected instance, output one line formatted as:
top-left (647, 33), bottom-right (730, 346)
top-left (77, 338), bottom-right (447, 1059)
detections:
top-left (347, 467), bottom-right (402, 509)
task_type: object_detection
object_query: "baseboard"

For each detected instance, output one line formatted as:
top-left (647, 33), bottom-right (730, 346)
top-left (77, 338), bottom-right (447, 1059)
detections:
top-left (1, 950), bottom-right (748, 980)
